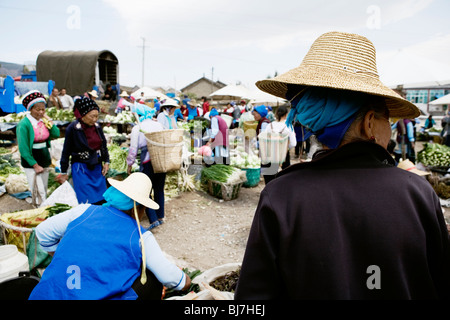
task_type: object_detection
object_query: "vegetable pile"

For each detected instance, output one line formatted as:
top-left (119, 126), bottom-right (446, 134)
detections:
top-left (209, 267), bottom-right (241, 293)
top-left (45, 107), bottom-right (75, 122)
top-left (0, 154), bottom-right (23, 183)
top-left (417, 143), bottom-right (450, 167)
top-left (47, 203), bottom-right (72, 218)
top-left (103, 111), bottom-right (135, 124)
top-left (200, 164), bottom-right (246, 185)
top-left (107, 144), bottom-right (128, 173)
top-left (230, 146), bottom-right (260, 169)
top-left (0, 112), bottom-right (26, 123)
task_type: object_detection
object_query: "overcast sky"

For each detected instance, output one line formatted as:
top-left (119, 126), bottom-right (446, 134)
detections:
top-left (1, 0), bottom-right (450, 92)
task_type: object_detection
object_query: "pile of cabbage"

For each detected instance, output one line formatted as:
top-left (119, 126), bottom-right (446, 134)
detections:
top-left (103, 111), bottom-right (135, 124)
top-left (230, 146), bottom-right (260, 169)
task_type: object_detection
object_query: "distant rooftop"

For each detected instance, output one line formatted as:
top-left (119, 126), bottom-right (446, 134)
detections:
top-left (390, 79), bottom-right (450, 90)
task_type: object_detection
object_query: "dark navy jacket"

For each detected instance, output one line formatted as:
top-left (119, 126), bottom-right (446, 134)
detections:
top-left (235, 141), bottom-right (450, 299)
top-left (60, 120), bottom-right (110, 173)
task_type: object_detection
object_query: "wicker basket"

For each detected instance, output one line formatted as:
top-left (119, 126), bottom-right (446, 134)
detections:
top-left (241, 167), bottom-right (260, 188)
top-left (145, 129), bottom-right (185, 173)
top-left (207, 179), bottom-right (245, 201)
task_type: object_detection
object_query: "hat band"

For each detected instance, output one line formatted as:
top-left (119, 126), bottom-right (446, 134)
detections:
top-left (27, 98), bottom-right (46, 110)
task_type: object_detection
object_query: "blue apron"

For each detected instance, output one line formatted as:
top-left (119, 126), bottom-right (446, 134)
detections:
top-left (29, 205), bottom-right (145, 300)
top-left (71, 162), bottom-right (107, 204)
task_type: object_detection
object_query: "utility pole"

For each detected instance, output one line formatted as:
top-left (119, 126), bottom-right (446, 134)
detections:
top-left (141, 37), bottom-right (145, 87)
top-left (211, 67), bottom-right (214, 93)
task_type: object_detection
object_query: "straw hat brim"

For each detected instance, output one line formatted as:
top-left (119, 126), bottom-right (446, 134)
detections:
top-left (256, 31), bottom-right (420, 119)
top-left (107, 177), bottom-right (159, 210)
top-left (256, 65), bottom-right (419, 119)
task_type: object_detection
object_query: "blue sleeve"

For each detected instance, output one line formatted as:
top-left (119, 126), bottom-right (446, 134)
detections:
top-left (407, 122), bottom-right (415, 142)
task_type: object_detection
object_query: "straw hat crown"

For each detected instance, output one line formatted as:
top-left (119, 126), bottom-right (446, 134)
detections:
top-left (107, 172), bottom-right (159, 209)
top-left (256, 31), bottom-right (419, 119)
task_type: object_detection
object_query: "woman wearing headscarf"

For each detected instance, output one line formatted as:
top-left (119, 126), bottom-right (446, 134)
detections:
top-left (127, 103), bottom-right (166, 229)
top-left (57, 97), bottom-right (109, 204)
top-left (156, 98), bottom-right (179, 130)
top-left (235, 31), bottom-right (450, 299)
top-left (205, 107), bottom-right (229, 165)
top-left (29, 172), bottom-right (191, 300)
top-left (17, 90), bottom-right (60, 204)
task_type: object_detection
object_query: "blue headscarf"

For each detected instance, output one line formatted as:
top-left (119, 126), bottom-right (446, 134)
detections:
top-left (209, 108), bottom-right (219, 117)
top-left (286, 86), bottom-right (368, 149)
top-left (254, 105), bottom-right (268, 118)
top-left (132, 103), bottom-right (156, 121)
top-left (102, 186), bottom-right (136, 211)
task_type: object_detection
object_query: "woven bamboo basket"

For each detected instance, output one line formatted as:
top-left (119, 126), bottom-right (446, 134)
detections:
top-left (145, 129), bottom-right (185, 173)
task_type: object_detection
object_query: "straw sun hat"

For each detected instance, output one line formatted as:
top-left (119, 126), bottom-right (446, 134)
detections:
top-left (256, 31), bottom-right (420, 119)
top-left (397, 159), bottom-right (430, 176)
top-left (107, 172), bottom-right (159, 209)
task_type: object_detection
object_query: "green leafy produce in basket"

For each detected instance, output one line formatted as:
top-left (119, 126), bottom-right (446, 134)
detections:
top-left (200, 164), bottom-right (244, 184)
top-left (417, 143), bottom-right (450, 167)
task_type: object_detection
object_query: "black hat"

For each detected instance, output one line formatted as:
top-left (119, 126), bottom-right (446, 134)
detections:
top-left (74, 97), bottom-right (99, 118)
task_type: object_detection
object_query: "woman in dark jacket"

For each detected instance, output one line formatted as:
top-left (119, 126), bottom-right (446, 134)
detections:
top-left (235, 31), bottom-right (450, 300)
top-left (58, 97), bottom-right (109, 204)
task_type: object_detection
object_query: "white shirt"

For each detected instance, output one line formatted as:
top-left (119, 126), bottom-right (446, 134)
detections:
top-left (59, 94), bottom-right (74, 110)
top-left (35, 204), bottom-right (186, 290)
top-left (157, 111), bottom-right (177, 130)
top-left (128, 119), bottom-right (164, 164)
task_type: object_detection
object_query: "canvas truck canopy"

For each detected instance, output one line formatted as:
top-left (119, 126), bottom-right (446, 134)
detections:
top-left (36, 50), bottom-right (119, 96)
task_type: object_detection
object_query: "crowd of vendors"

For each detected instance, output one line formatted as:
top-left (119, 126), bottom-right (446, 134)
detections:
top-left (1, 31), bottom-right (450, 301)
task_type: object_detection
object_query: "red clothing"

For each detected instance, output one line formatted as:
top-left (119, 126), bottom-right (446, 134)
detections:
top-left (211, 115), bottom-right (229, 147)
top-left (202, 101), bottom-right (210, 115)
top-left (80, 121), bottom-right (102, 151)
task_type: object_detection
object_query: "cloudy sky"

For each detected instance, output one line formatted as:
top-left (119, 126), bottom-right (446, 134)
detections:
top-left (1, 0), bottom-right (450, 91)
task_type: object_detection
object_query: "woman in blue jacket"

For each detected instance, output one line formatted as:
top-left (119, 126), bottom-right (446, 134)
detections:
top-left (57, 97), bottom-right (109, 204)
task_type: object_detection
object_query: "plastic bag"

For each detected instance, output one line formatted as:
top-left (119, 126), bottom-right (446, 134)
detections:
top-left (40, 181), bottom-right (79, 208)
top-left (26, 228), bottom-right (52, 272)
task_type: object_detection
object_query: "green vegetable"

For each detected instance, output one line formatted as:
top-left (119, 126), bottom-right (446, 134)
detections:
top-left (163, 268), bottom-right (202, 299)
top-left (200, 164), bottom-right (239, 183)
top-left (107, 144), bottom-right (128, 173)
top-left (417, 143), bottom-right (450, 167)
top-left (47, 203), bottom-right (72, 218)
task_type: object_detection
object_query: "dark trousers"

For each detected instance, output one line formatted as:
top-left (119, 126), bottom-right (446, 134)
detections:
top-left (132, 269), bottom-right (163, 300)
top-left (262, 151), bottom-right (290, 184)
top-left (141, 159), bottom-right (166, 223)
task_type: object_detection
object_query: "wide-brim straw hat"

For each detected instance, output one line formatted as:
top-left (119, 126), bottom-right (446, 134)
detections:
top-left (255, 31), bottom-right (420, 119)
top-left (161, 98), bottom-right (180, 108)
top-left (397, 159), bottom-right (430, 176)
top-left (107, 172), bottom-right (159, 209)
top-left (119, 91), bottom-right (129, 97)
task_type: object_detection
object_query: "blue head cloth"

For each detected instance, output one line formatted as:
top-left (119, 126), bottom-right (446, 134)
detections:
top-left (132, 103), bottom-right (156, 121)
top-left (102, 186), bottom-right (136, 211)
top-left (254, 105), bottom-right (268, 118)
top-left (209, 108), bottom-right (219, 117)
top-left (285, 86), bottom-right (368, 149)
